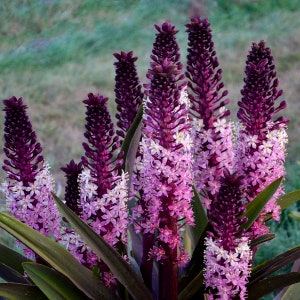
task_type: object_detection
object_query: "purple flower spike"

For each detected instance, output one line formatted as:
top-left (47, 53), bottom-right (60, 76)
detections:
top-left (186, 17), bottom-right (233, 208)
top-left (63, 93), bottom-right (128, 285)
top-left (208, 171), bottom-right (247, 251)
top-left (152, 22), bottom-right (181, 66)
top-left (236, 41), bottom-right (289, 237)
top-left (3, 96), bottom-right (43, 185)
top-left (82, 93), bottom-right (123, 198)
top-left (114, 51), bottom-right (143, 139)
top-left (205, 171), bottom-right (251, 299)
top-left (132, 22), bottom-right (184, 289)
top-left (133, 22), bottom-right (193, 299)
top-left (238, 40), bottom-right (289, 138)
top-left (61, 160), bottom-right (83, 216)
top-left (2, 96), bottom-right (61, 259)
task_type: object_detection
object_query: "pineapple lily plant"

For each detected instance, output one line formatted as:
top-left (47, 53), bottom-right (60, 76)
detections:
top-left (1, 16), bottom-right (300, 300)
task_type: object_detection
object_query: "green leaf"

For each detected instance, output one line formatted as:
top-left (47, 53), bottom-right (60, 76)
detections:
top-left (249, 233), bottom-right (275, 248)
top-left (0, 283), bottom-right (47, 300)
top-left (178, 270), bottom-right (204, 300)
top-left (53, 193), bottom-right (154, 300)
top-left (187, 186), bottom-right (208, 249)
top-left (124, 119), bottom-right (142, 189)
top-left (121, 103), bottom-right (143, 171)
top-left (0, 242), bottom-right (30, 274)
top-left (280, 282), bottom-right (300, 300)
top-left (240, 177), bottom-right (283, 231)
top-left (247, 273), bottom-right (300, 300)
top-left (249, 245), bottom-right (300, 285)
top-left (179, 223), bottom-right (209, 293)
top-left (23, 262), bottom-right (89, 300)
top-left (289, 210), bottom-right (300, 221)
top-left (0, 262), bottom-right (29, 284)
top-left (278, 190), bottom-right (300, 211)
top-left (0, 212), bottom-right (116, 300)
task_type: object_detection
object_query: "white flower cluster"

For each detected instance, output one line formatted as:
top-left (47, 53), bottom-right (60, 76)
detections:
top-left (204, 237), bottom-right (252, 300)
top-left (62, 169), bottom-right (128, 268)
top-left (2, 163), bottom-right (61, 258)
top-left (191, 114), bottom-right (234, 208)
top-left (236, 123), bottom-right (288, 236)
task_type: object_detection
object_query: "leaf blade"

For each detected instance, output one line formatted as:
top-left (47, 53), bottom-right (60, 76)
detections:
top-left (188, 186), bottom-right (208, 249)
top-left (0, 242), bottom-right (30, 274)
top-left (280, 282), bottom-right (300, 300)
top-left (0, 283), bottom-right (47, 300)
top-left (0, 212), bottom-right (116, 300)
top-left (278, 190), bottom-right (300, 211)
top-left (0, 262), bottom-right (29, 284)
top-left (23, 262), bottom-right (89, 300)
top-left (241, 177), bottom-right (283, 231)
top-left (249, 245), bottom-right (300, 285)
top-left (247, 273), bottom-right (300, 300)
top-left (178, 270), bottom-right (204, 300)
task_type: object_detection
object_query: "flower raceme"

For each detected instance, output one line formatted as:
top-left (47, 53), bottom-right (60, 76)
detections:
top-left (186, 17), bottom-right (233, 209)
top-left (114, 51), bottom-right (143, 141)
top-left (132, 22), bottom-right (194, 296)
top-left (236, 41), bottom-right (289, 237)
top-left (61, 93), bottom-right (128, 286)
top-left (205, 172), bottom-right (251, 299)
top-left (2, 96), bottom-right (60, 258)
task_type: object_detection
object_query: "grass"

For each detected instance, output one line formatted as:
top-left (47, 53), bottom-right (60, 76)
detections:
top-left (0, 0), bottom-right (300, 297)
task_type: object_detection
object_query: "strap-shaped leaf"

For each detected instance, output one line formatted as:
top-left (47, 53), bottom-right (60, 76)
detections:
top-left (289, 210), bottom-right (300, 221)
top-left (179, 223), bottom-right (209, 292)
top-left (0, 212), bottom-right (116, 300)
top-left (0, 283), bottom-right (47, 300)
top-left (23, 262), bottom-right (88, 300)
top-left (0, 242), bottom-right (30, 274)
top-left (278, 190), bottom-right (300, 211)
top-left (121, 103), bottom-right (143, 170)
top-left (249, 233), bottom-right (275, 248)
top-left (249, 245), bottom-right (300, 285)
top-left (124, 121), bottom-right (142, 189)
top-left (240, 177), bottom-right (282, 231)
top-left (247, 272), bottom-right (300, 300)
top-left (0, 262), bottom-right (29, 284)
top-left (187, 186), bottom-right (208, 249)
top-left (53, 193), bottom-right (154, 300)
top-left (280, 282), bottom-right (300, 300)
top-left (178, 270), bottom-right (204, 300)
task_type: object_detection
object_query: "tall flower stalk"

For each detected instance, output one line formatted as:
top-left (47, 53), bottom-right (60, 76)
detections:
top-left (62, 93), bottom-right (128, 286)
top-left (114, 50), bottom-right (143, 141)
top-left (236, 41), bottom-right (289, 237)
top-left (132, 22), bottom-right (194, 300)
top-left (186, 16), bottom-right (233, 209)
top-left (2, 96), bottom-right (60, 258)
top-left (205, 172), bottom-right (251, 299)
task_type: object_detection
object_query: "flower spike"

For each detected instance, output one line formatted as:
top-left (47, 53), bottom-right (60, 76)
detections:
top-left (114, 51), bottom-right (143, 139)
top-left (2, 96), bottom-right (61, 259)
top-left (62, 93), bottom-right (128, 286)
top-left (236, 41), bottom-right (289, 237)
top-left (133, 22), bottom-right (193, 299)
top-left (186, 16), bottom-right (233, 208)
top-left (205, 171), bottom-right (251, 299)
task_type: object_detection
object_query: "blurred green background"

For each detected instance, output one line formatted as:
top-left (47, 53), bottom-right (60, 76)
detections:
top-left (0, 0), bottom-right (300, 297)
